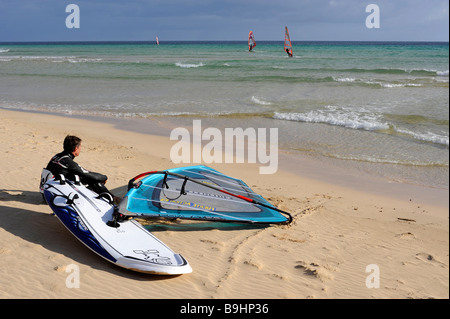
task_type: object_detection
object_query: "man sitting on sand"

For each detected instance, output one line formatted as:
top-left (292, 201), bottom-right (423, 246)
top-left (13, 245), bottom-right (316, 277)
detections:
top-left (46, 135), bottom-right (119, 204)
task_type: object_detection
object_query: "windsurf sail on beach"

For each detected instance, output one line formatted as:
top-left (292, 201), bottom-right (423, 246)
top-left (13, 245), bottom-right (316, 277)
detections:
top-left (118, 166), bottom-right (292, 224)
top-left (156, 36), bottom-right (159, 45)
top-left (284, 26), bottom-right (293, 57)
top-left (248, 31), bottom-right (256, 51)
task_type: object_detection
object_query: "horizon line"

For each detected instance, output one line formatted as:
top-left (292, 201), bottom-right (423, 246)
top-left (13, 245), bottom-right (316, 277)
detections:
top-left (1, 40), bottom-right (449, 44)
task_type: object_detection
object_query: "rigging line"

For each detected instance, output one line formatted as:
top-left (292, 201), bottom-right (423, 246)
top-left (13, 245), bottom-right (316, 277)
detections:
top-left (140, 182), bottom-right (236, 201)
top-left (162, 168), bottom-right (257, 197)
top-left (184, 166), bottom-right (244, 182)
top-left (129, 168), bottom-right (245, 190)
top-left (166, 171), bottom-right (292, 222)
top-left (179, 168), bottom-right (273, 205)
top-left (188, 175), bottom-right (251, 195)
top-left (129, 197), bottom-right (252, 222)
top-left (137, 184), bottom-right (261, 209)
top-left (142, 176), bottom-right (254, 199)
top-left (183, 167), bottom-right (249, 185)
top-left (128, 170), bottom-right (292, 223)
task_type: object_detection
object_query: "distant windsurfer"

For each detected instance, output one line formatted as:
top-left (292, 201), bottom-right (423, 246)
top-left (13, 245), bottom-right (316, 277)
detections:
top-left (248, 31), bottom-right (256, 52)
top-left (286, 48), bottom-right (293, 57)
top-left (284, 26), bottom-right (293, 57)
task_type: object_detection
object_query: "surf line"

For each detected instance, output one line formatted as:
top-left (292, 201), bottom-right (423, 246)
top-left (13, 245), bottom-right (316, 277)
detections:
top-left (170, 120), bottom-right (278, 174)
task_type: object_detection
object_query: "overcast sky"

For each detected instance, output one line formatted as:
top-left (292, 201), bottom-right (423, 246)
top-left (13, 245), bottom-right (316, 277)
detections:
top-left (0, 0), bottom-right (448, 42)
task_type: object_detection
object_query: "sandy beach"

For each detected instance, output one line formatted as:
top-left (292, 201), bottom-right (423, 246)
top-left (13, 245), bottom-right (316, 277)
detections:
top-left (0, 108), bottom-right (448, 299)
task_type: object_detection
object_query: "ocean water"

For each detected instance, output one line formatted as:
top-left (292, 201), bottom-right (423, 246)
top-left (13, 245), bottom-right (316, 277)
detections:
top-left (0, 41), bottom-right (448, 188)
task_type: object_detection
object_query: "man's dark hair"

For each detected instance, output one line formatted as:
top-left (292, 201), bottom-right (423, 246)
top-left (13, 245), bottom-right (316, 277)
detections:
top-left (63, 135), bottom-right (82, 153)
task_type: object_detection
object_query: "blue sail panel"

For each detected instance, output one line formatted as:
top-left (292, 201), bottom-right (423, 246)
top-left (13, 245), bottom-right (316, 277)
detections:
top-left (119, 166), bottom-right (289, 224)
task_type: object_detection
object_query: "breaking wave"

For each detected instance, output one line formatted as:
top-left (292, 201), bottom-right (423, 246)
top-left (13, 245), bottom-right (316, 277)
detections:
top-left (395, 129), bottom-right (449, 146)
top-left (175, 62), bottom-right (205, 68)
top-left (273, 107), bottom-right (449, 146)
top-left (0, 55), bottom-right (103, 63)
top-left (331, 76), bottom-right (425, 88)
top-left (251, 96), bottom-right (272, 105)
top-left (273, 107), bottom-right (389, 131)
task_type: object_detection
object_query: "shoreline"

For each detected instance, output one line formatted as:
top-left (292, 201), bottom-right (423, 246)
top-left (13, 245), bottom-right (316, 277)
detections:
top-left (3, 107), bottom-right (446, 208)
top-left (0, 107), bottom-right (448, 299)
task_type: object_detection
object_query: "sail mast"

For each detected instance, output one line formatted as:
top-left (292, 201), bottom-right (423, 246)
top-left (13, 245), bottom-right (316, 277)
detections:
top-left (284, 26), bottom-right (293, 57)
top-left (248, 31), bottom-right (256, 51)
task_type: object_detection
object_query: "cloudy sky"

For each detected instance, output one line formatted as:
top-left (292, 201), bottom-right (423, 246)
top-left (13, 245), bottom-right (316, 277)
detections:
top-left (0, 0), bottom-right (448, 42)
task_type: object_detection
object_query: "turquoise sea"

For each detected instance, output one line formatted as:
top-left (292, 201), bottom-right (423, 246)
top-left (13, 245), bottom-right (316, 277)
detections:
top-left (0, 41), bottom-right (448, 188)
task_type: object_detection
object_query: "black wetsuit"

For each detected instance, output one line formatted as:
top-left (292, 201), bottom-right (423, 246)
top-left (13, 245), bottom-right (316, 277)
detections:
top-left (46, 151), bottom-right (111, 196)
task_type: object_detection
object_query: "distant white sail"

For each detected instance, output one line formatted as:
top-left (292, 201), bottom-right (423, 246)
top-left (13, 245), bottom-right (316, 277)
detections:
top-left (248, 31), bottom-right (256, 51)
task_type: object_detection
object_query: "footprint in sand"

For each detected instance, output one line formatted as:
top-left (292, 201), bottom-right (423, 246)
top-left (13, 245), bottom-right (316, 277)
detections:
top-left (0, 248), bottom-right (12, 255)
top-left (243, 260), bottom-right (263, 270)
top-left (272, 233), bottom-right (306, 243)
top-left (396, 232), bottom-right (416, 239)
top-left (200, 239), bottom-right (224, 252)
top-left (295, 261), bottom-right (335, 282)
top-left (415, 253), bottom-right (446, 267)
top-left (53, 265), bottom-right (67, 272)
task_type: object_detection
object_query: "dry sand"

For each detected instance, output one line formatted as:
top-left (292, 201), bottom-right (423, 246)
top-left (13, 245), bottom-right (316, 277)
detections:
top-left (0, 108), bottom-right (448, 299)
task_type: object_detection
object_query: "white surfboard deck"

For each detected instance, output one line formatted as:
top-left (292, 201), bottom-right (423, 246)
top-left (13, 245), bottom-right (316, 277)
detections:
top-left (43, 178), bottom-right (192, 275)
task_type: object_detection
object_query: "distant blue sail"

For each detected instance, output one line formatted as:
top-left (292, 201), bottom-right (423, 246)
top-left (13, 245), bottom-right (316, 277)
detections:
top-left (118, 166), bottom-right (291, 224)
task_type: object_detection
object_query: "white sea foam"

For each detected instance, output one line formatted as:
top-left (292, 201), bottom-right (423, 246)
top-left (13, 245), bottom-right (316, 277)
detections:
top-left (251, 96), bottom-right (272, 105)
top-left (0, 49), bottom-right (10, 53)
top-left (327, 154), bottom-right (448, 167)
top-left (332, 76), bottom-right (424, 88)
top-left (175, 62), bottom-right (204, 68)
top-left (273, 106), bottom-right (449, 146)
top-left (274, 106), bottom-right (389, 131)
top-left (365, 80), bottom-right (424, 88)
top-left (0, 55), bottom-right (103, 63)
top-left (66, 58), bottom-right (103, 63)
top-left (437, 70), bottom-right (449, 76)
top-left (333, 77), bottom-right (356, 82)
top-left (379, 83), bottom-right (423, 88)
top-left (272, 66), bottom-right (287, 69)
top-left (395, 129), bottom-right (449, 146)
